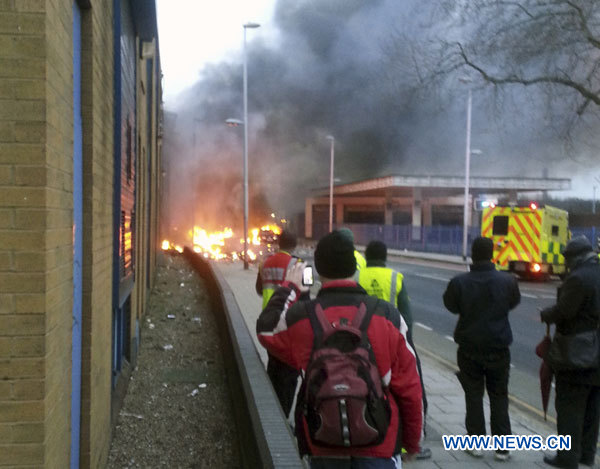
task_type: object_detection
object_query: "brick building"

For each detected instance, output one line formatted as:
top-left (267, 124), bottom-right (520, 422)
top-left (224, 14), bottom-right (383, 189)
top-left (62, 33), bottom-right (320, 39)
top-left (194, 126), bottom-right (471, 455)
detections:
top-left (0, 1), bottom-right (162, 467)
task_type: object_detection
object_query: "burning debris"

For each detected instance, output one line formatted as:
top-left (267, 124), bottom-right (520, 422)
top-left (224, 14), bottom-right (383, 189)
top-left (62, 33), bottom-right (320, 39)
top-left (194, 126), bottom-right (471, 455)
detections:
top-left (161, 224), bottom-right (283, 264)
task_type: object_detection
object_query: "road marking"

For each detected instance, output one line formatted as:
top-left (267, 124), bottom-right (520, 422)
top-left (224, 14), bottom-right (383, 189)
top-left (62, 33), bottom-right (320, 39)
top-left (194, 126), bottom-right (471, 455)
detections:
top-left (415, 273), bottom-right (451, 282)
top-left (444, 335), bottom-right (454, 342)
top-left (520, 293), bottom-right (537, 299)
top-left (510, 363), bottom-right (515, 368)
top-left (415, 322), bottom-right (432, 331)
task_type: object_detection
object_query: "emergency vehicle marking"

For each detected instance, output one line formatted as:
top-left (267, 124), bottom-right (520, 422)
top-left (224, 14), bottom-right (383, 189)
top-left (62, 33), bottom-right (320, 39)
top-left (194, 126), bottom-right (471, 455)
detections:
top-left (513, 214), bottom-right (539, 252)
top-left (482, 204), bottom-right (567, 275)
top-left (494, 241), bottom-right (512, 267)
top-left (510, 223), bottom-right (534, 260)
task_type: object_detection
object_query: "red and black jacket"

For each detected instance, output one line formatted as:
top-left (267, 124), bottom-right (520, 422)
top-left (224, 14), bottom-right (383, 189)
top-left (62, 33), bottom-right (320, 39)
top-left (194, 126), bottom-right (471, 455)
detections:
top-left (256, 280), bottom-right (423, 457)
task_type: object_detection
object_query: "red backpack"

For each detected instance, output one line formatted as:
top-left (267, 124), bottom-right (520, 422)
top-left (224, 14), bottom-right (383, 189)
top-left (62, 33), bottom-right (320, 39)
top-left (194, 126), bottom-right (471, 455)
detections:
top-left (298, 298), bottom-right (391, 448)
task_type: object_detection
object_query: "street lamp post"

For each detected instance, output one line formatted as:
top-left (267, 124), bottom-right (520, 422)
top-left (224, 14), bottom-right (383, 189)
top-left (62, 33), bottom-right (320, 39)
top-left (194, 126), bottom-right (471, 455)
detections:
top-left (242, 22), bottom-right (260, 270)
top-left (326, 135), bottom-right (335, 232)
top-left (461, 85), bottom-right (472, 262)
top-left (593, 176), bottom-right (600, 214)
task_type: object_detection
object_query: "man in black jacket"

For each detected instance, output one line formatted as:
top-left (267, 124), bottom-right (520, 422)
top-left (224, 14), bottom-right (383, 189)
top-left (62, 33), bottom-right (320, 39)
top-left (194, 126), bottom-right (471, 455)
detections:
top-left (443, 236), bottom-right (521, 461)
top-left (541, 235), bottom-right (600, 469)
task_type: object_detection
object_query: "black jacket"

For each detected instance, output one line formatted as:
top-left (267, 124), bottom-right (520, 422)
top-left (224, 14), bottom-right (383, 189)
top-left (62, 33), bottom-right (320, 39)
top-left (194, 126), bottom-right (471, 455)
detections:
top-left (541, 254), bottom-right (600, 334)
top-left (443, 262), bottom-right (521, 351)
top-left (541, 254), bottom-right (600, 383)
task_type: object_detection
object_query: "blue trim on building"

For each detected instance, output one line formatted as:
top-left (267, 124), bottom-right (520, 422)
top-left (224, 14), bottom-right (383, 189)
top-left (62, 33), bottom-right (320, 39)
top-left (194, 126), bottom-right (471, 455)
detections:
top-left (111, 0), bottom-right (122, 389)
top-left (70, 2), bottom-right (83, 467)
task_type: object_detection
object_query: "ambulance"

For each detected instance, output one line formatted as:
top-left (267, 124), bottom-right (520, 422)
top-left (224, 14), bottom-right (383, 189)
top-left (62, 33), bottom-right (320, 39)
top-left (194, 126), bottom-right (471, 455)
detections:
top-left (480, 203), bottom-right (569, 279)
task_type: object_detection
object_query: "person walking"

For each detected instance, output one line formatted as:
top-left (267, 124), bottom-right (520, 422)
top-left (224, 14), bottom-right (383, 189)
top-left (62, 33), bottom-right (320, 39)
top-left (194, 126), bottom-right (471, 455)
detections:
top-left (257, 230), bottom-right (423, 468)
top-left (255, 230), bottom-right (301, 417)
top-left (540, 235), bottom-right (600, 468)
top-left (443, 236), bottom-right (521, 461)
top-left (358, 240), bottom-right (431, 460)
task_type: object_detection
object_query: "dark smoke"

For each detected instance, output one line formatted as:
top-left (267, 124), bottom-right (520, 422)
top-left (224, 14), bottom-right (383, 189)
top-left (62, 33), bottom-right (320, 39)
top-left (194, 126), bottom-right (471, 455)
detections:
top-left (162, 0), bottom-right (594, 238)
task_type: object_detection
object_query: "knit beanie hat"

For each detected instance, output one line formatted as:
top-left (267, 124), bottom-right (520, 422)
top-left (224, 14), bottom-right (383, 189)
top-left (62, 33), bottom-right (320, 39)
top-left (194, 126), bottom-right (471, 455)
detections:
top-left (365, 240), bottom-right (387, 262)
top-left (278, 230), bottom-right (297, 251)
top-left (314, 230), bottom-right (357, 279)
top-left (471, 236), bottom-right (494, 262)
top-left (563, 235), bottom-right (593, 258)
top-left (337, 227), bottom-right (355, 244)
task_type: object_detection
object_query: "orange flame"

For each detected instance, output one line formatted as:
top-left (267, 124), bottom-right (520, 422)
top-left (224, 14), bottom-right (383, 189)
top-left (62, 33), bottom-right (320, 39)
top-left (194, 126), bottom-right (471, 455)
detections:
top-left (261, 224), bottom-right (281, 235)
top-left (191, 226), bottom-right (233, 260)
top-left (162, 223), bottom-right (282, 262)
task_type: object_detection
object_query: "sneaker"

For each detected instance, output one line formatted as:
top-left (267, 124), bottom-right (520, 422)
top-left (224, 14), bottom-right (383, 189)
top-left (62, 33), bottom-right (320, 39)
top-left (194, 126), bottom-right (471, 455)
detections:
top-left (416, 447), bottom-right (432, 460)
top-left (465, 448), bottom-right (484, 458)
top-left (494, 450), bottom-right (510, 461)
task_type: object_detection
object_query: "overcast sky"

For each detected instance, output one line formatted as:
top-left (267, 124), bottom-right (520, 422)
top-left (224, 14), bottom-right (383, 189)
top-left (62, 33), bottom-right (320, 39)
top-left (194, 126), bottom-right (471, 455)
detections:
top-left (156, 0), bottom-right (276, 103)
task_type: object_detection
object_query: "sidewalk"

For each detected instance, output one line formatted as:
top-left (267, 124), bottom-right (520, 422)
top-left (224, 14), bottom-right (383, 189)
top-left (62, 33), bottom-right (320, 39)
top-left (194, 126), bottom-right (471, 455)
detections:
top-left (217, 262), bottom-right (559, 468)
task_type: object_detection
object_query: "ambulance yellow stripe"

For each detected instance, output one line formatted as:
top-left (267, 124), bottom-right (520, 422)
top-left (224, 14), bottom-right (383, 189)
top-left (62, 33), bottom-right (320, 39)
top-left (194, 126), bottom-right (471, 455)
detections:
top-left (482, 208), bottom-right (495, 228)
top-left (511, 216), bottom-right (537, 259)
top-left (495, 241), bottom-right (511, 267)
top-left (509, 240), bottom-right (527, 262)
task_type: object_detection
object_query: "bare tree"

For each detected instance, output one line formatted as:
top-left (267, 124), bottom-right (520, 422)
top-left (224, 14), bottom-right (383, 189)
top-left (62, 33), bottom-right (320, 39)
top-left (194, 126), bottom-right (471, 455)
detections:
top-left (398, 0), bottom-right (600, 139)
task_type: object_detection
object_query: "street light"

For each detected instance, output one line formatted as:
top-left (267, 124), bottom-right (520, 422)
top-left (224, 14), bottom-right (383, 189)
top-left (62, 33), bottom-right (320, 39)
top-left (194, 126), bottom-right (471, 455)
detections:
top-left (242, 22), bottom-right (260, 270)
top-left (592, 176), bottom-right (600, 214)
top-left (459, 77), bottom-right (473, 262)
top-left (326, 135), bottom-right (335, 232)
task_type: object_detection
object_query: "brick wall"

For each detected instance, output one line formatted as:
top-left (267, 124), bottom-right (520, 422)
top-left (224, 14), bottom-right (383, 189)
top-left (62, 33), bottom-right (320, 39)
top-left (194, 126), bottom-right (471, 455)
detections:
top-left (79, 1), bottom-right (114, 468)
top-left (45, 0), bottom-right (76, 466)
top-left (0, 1), bottom-right (161, 466)
top-left (0, 0), bottom-right (48, 466)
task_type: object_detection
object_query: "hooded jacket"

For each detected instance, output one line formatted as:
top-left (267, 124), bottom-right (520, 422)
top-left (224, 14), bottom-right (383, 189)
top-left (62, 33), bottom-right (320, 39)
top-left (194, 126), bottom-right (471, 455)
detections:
top-left (541, 253), bottom-right (600, 383)
top-left (256, 280), bottom-right (423, 457)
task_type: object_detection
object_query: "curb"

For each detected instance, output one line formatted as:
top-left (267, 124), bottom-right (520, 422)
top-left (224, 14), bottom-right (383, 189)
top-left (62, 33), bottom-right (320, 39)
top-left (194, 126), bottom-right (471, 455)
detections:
top-left (183, 248), bottom-right (305, 469)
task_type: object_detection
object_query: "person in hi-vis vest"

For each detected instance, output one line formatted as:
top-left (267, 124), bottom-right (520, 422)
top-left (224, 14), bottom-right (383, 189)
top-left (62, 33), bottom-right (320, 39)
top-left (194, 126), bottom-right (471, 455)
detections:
top-left (338, 227), bottom-right (366, 274)
top-left (256, 230), bottom-right (302, 417)
top-left (359, 240), bottom-right (432, 461)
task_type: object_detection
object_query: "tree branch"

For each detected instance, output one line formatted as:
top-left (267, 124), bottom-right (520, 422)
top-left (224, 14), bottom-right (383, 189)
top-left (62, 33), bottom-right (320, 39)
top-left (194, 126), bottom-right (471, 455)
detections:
top-left (565, 0), bottom-right (600, 49)
top-left (457, 42), bottom-right (600, 106)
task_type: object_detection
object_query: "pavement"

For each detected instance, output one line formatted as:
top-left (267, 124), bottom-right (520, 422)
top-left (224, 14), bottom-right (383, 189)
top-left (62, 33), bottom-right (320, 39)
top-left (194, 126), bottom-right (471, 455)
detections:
top-left (215, 259), bottom-right (567, 468)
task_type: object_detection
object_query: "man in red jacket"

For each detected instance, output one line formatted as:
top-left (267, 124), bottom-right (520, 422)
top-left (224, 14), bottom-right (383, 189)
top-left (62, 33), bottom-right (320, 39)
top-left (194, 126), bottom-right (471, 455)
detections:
top-left (255, 230), bottom-right (301, 417)
top-left (257, 230), bottom-right (422, 468)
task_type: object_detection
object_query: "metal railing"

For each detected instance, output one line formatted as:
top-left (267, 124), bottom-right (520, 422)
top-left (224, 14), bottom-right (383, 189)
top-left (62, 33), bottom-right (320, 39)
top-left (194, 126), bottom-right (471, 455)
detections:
top-left (310, 223), bottom-right (600, 254)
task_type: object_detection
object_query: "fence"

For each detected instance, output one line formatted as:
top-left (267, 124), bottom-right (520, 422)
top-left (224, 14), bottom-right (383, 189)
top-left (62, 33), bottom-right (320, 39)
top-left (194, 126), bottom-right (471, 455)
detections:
top-left (311, 223), bottom-right (600, 255)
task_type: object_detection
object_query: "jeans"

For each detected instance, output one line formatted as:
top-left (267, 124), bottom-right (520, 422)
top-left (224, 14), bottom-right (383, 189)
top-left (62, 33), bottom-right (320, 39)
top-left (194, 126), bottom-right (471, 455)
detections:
top-left (554, 378), bottom-right (600, 467)
top-left (266, 353), bottom-right (299, 418)
top-left (456, 346), bottom-right (511, 436)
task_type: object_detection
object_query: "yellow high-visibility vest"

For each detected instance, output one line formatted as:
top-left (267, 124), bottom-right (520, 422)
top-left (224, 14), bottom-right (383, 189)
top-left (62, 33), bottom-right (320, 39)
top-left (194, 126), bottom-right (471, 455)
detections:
top-left (358, 266), bottom-right (404, 304)
top-left (355, 250), bottom-right (366, 271)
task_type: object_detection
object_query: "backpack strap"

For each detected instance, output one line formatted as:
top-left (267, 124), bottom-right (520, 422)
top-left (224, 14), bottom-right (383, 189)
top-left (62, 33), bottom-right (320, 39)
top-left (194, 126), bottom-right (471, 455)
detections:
top-left (355, 296), bottom-right (383, 367)
top-left (314, 303), bottom-right (336, 336)
top-left (306, 300), bottom-right (325, 351)
top-left (307, 296), bottom-right (382, 350)
top-left (350, 302), bottom-right (367, 329)
top-left (356, 295), bottom-right (381, 333)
